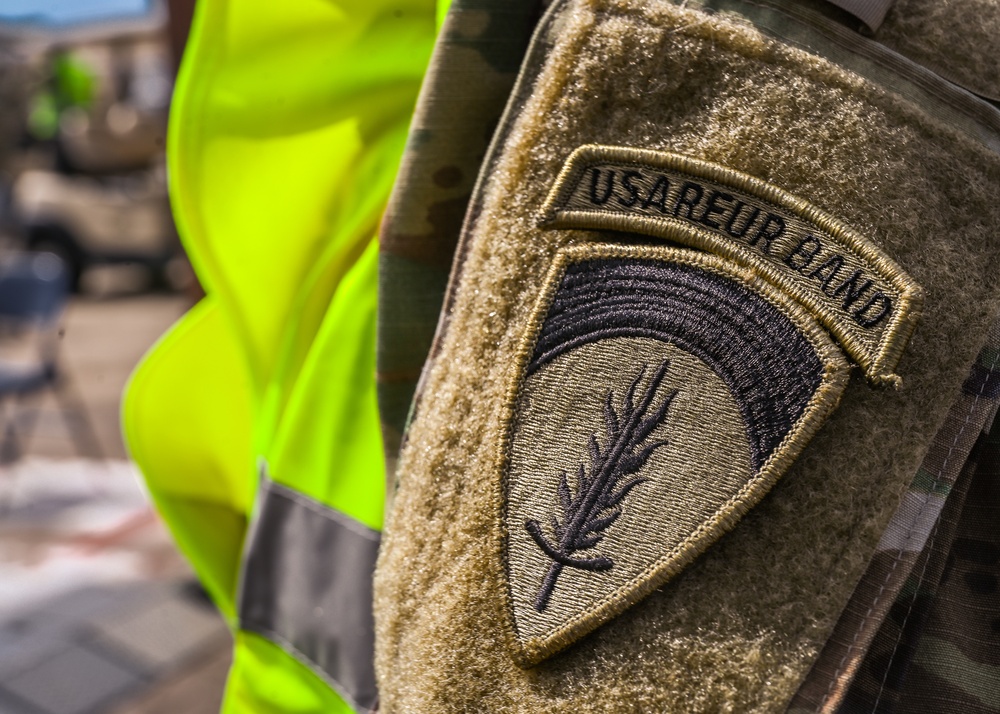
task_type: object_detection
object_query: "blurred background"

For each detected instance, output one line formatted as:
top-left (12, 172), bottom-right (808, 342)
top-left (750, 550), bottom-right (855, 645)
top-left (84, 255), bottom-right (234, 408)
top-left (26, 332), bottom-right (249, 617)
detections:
top-left (0, 2), bottom-right (232, 712)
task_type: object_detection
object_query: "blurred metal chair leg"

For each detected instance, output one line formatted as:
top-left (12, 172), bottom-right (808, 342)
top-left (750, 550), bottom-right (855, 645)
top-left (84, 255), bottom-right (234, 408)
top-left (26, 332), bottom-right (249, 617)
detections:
top-left (0, 252), bottom-right (104, 510)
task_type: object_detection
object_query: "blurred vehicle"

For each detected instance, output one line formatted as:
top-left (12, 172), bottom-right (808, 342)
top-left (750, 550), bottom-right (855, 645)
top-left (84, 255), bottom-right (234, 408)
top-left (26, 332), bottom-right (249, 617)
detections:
top-left (11, 164), bottom-right (178, 288)
top-left (1, 5), bottom-right (178, 291)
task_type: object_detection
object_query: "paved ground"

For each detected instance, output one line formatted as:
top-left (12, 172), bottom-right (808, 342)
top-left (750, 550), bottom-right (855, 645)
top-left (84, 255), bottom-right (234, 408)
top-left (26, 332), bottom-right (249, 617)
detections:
top-left (20, 292), bottom-right (189, 461)
top-left (0, 288), bottom-right (232, 714)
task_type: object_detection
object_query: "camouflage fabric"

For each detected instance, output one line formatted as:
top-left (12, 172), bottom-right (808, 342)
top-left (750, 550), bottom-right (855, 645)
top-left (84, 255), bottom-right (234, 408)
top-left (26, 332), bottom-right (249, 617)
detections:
top-left (835, 406), bottom-right (1000, 714)
top-left (377, 0), bottom-right (543, 485)
top-left (378, 0), bottom-right (1000, 709)
top-left (790, 320), bottom-right (1000, 712)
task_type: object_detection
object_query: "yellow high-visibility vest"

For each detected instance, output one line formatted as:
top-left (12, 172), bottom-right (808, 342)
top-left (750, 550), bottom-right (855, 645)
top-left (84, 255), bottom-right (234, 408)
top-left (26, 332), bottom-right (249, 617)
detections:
top-left (122, 0), bottom-right (447, 709)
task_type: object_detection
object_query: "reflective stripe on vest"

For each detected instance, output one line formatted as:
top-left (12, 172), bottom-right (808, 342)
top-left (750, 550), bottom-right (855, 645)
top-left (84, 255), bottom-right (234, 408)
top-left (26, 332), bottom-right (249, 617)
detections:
top-left (239, 467), bottom-right (381, 712)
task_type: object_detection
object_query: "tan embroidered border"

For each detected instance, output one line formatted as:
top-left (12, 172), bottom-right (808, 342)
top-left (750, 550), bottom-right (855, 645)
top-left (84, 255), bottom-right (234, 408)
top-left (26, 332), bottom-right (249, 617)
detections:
top-left (540, 145), bottom-right (923, 387)
top-left (495, 243), bottom-right (852, 667)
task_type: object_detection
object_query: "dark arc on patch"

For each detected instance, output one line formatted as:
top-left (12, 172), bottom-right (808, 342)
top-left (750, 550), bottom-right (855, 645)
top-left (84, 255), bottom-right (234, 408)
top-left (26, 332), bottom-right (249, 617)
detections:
top-left (527, 257), bottom-right (825, 471)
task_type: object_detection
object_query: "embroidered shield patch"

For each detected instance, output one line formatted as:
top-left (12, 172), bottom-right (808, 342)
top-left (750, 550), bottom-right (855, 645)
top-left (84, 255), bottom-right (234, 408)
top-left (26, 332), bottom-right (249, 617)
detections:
top-left (500, 244), bottom-right (850, 666)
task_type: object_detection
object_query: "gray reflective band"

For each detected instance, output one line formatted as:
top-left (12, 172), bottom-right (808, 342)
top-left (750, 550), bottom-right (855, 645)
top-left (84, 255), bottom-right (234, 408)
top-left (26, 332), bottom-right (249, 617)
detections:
top-left (239, 472), bottom-right (381, 712)
top-left (824, 0), bottom-right (895, 30)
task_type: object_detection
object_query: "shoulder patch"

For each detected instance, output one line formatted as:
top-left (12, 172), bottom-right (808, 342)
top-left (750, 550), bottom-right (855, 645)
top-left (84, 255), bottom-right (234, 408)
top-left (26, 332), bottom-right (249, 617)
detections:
top-left (540, 145), bottom-right (922, 386)
top-left (499, 244), bottom-right (850, 666)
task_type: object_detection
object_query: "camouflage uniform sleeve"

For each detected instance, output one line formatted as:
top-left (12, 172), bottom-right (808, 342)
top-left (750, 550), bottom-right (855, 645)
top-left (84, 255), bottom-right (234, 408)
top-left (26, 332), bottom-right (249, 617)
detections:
top-left (376, 0), bottom-right (544, 491)
top-left (375, 0), bottom-right (1000, 712)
